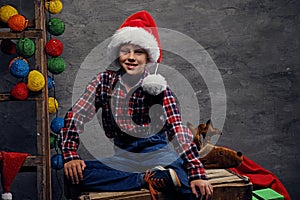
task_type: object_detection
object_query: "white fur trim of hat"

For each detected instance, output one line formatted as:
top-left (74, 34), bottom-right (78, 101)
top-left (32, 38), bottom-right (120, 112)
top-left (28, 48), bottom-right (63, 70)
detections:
top-left (107, 27), bottom-right (160, 63)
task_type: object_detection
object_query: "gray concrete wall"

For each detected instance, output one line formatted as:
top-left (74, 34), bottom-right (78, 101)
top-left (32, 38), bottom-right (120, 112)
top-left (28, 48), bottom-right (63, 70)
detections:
top-left (0, 0), bottom-right (299, 199)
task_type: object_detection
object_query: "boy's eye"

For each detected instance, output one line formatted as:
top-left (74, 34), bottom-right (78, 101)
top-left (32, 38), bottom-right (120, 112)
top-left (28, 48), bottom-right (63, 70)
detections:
top-left (120, 49), bottom-right (130, 54)
top-left (119, 48), bottom-right (146, 55)
top-left (134, 49), bottom-right (146, 54)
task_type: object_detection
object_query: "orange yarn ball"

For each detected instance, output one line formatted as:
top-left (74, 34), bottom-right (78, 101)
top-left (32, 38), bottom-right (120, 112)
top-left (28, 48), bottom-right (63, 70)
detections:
top-left (8, 14), bottom-right (28, 32)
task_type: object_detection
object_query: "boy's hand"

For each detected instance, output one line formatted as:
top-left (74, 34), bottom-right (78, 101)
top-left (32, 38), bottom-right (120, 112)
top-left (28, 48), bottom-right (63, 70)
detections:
top-left (190, 179), bottom-right (213, 200)
top-left (64, 160), bottom-right (86, 184)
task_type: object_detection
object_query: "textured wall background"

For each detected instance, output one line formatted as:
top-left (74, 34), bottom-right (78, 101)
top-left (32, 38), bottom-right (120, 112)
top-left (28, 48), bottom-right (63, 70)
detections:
top-left (0, 0), bottom-right (299, 199)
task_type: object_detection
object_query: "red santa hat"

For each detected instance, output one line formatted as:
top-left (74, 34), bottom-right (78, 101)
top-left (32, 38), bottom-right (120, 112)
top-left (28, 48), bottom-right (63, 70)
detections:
top-left (108, 10), bottom-right (162, 63)
top-left (108, 10), bottom-right (167, 95)
top-left (0, 152), bottom-right (29, 200)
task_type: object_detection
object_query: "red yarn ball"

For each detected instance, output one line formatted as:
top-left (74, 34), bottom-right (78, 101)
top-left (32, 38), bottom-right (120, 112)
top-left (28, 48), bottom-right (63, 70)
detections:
top-left (11, 82), bottom-right (29, 100)
top-left (45, 38), bottom-right (63, 57)
top-left (1, 39), bottom-right (16, 55)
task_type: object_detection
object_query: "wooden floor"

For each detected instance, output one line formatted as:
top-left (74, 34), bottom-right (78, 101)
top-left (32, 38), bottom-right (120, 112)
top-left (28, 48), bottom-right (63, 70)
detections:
top-left (78, 169), bottom-right (253, 200)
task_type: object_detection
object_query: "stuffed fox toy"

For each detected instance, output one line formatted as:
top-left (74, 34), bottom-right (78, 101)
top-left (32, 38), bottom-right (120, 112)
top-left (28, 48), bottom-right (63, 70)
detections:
top-left (187, 120), bottom-right (243, 169)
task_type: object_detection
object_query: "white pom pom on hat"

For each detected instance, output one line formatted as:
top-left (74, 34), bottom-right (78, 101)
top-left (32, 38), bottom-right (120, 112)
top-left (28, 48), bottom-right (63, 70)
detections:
top-left (108, 10), bottom-right (167, 95)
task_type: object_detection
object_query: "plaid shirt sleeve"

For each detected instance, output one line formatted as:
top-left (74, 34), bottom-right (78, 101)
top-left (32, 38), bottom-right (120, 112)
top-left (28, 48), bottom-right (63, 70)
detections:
top-left (163, 87), bottom-right (208, 181)
top-left (60, 74), bottom-right (101, 163)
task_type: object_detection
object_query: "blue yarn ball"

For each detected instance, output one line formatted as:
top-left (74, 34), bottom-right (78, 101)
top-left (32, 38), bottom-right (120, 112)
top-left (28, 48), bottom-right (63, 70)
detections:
top-left (9, 57), bottom-right (30, 78)
top-left (50, 117), bottom-right (64, 133)
top-left (51, 154), bottom-right (63, 170)
top-left (48, 76), bottom-right (54, 89)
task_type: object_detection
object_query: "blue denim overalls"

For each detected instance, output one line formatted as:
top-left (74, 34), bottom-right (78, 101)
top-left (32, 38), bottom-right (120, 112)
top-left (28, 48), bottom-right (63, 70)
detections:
top-left (80, 130), bottom-right (195, 198)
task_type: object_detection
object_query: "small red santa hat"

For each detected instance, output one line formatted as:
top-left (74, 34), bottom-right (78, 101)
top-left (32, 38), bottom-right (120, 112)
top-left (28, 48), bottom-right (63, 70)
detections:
top-left (108, 10), bottom-right (167, 95)
top-left (0, 152), bottom-right (29, 200)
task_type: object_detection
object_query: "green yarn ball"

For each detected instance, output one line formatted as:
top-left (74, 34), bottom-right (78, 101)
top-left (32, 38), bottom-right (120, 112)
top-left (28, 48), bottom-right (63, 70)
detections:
top-left (16, 38), bottom-right (35, 57)
top-left (47, 18), bottom-right (65, 36)
top-left (47, 57), bottom-right (66, 74)
top-left (50, 133), bottom-right (58, 149)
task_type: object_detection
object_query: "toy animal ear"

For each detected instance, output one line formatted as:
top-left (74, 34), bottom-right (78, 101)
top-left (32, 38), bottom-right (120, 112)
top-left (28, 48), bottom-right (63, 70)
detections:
top-left (186, 122), bottom-right (197, 136)
top-left (206, 119), bottom-right (211, 127)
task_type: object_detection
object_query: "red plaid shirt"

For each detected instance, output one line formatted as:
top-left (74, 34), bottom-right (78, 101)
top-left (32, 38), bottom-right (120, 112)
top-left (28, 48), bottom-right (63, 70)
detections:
top-left (60, 69), bottom-right (207, 181)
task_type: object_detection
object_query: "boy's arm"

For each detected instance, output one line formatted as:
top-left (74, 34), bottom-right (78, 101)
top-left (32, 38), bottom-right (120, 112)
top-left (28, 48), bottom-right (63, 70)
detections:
top-left (60, 75), bottom-right (101, 162)
top-left (162, 87), bottom-right (208, 181)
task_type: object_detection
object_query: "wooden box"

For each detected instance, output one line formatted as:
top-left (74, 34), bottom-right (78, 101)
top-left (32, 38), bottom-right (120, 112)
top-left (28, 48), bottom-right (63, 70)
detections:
top-left (207, 169), bottom-right (253, 200)
top-left (77, 169), bottom-right (253, 200)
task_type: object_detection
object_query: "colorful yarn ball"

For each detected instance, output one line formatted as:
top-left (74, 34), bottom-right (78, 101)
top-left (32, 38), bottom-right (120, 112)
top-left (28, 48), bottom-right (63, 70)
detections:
top-left (16, 38), bottom-right (35, 57)
top-left (46, 18), bottom-right (65, 36)
top-left (0, 5), bottom-right (18, 23)
top-left (45, 0), bottom-right (63, 14)
top-left (1, 39), bottom-right (16, 55)
top-left (9, 57), bottom-right (30, 78)
top-left (48, 76), bottom-right (54, 89)
top-left (50, 117), bottom-right (64, 133)
top-left (48, 97), bottom-right (59, 114)
top-left (45, 38), bottom-right (63, 57)
top-left (51, 154), bottom-right (63, 170)
top-left (7, 14), bottom-right (28, 32)
top-left (11, 82), bottom-right (29, 100)
top-left (47, 57), bottom-right (66, 74)
top-left (50, 133), bottom-right (58, 149)
top-left (27, 70), bottom-right (45, 92)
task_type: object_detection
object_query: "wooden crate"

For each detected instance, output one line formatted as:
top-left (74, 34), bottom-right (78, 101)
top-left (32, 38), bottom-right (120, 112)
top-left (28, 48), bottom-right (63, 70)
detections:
top-left (207, 169), bottom-right (253, 200)
top-left (77, 169), bottom-right (252, 200)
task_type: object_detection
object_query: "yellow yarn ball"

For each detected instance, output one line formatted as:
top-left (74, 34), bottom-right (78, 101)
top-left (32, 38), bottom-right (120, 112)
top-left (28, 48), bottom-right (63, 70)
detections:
top-left (0, 5), bottom-right (18, 23)
top-left (48, 97), bottom-right (59, 114)
top-left (45, 0), bottom-right (63, 14)
top-left (27, 70), bottom-right (45, 92)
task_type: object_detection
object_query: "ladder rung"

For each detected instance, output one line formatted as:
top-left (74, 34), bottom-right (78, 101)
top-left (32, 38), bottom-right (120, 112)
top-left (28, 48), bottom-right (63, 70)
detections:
top-left (0, 93), bottom-right (43, 101)
top-left (23, 155), bottom-right (44, 167)
top-left (0, 29), bottom-right (43, 39)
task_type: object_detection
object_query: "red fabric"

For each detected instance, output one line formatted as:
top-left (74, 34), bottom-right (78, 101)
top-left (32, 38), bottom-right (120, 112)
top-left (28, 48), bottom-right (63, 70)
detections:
top-left (0, 152), bottom-right (29, 193)
top-left (230, 156), bottom-right (291, 200)
top-left (118, 10), bottom-right (162, 63)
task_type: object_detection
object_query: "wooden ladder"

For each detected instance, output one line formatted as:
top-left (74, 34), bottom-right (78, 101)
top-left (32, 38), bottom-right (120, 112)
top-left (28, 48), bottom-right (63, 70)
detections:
top-left (0, 0), bottom-right (51, 199)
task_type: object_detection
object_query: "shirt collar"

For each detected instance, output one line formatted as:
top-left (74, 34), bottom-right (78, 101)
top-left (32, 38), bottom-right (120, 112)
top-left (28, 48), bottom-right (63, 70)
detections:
top-left (116, 68), bottom-right (149, 88)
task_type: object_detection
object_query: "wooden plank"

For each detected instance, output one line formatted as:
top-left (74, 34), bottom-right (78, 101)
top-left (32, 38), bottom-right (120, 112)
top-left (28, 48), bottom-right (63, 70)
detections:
top-left (209, 176), bottom-right (246, 185)
top-left (34, 0), bottom-right (51, 199)
top-left (23, 156), bottom-right (43, 167)
top-left (0, 29), bottom-right (42, 39)
top-left (78, 169), bottom-right (252, 200)
top-left (86, 190), bottom-right (151, 200)
top-left (0, 93), bottom-right (43, 102)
